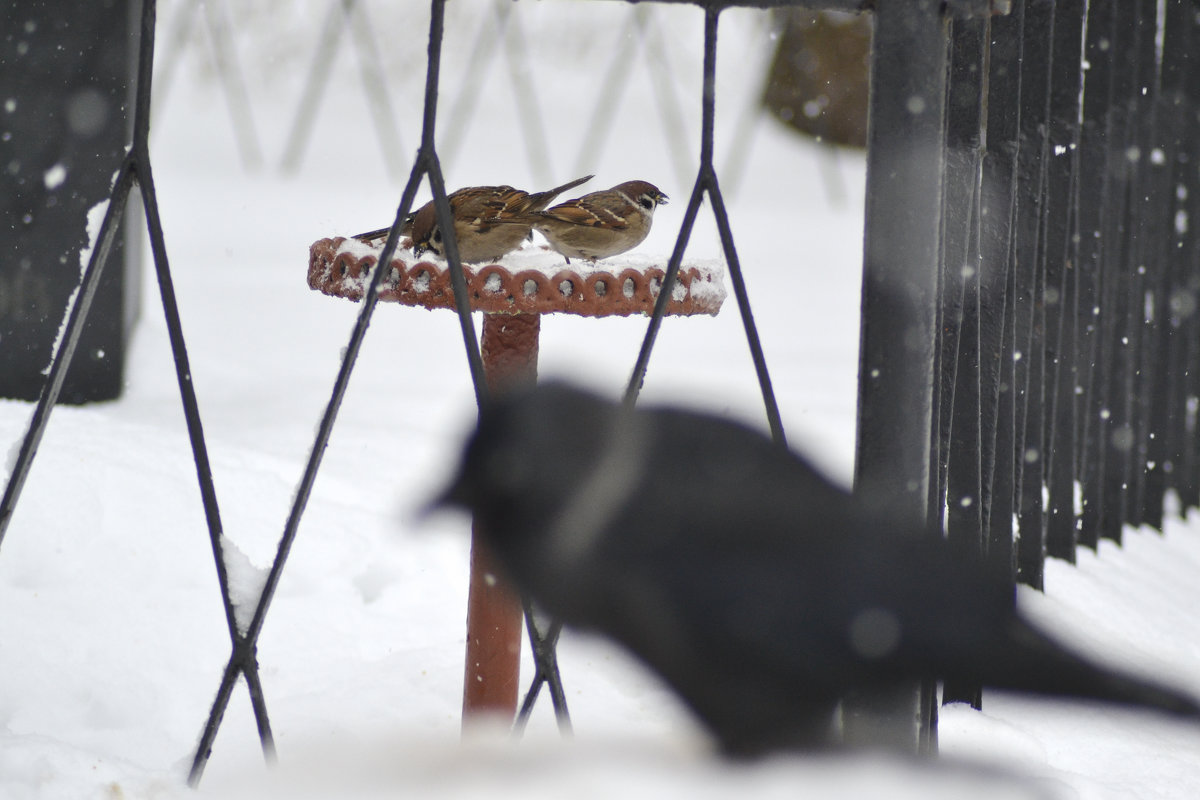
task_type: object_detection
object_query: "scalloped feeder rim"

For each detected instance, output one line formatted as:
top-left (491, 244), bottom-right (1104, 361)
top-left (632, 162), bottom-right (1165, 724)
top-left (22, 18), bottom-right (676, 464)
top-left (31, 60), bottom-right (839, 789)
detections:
top-left (307, 236), bottom-right (726, 317)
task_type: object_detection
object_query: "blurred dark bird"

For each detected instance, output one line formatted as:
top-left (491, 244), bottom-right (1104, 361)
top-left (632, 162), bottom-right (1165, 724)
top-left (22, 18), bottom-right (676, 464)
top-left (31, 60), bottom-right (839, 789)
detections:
top-left (431, 381), bottom-right (1200, 755)
top-left (354, 174), bottom-right (593, 263)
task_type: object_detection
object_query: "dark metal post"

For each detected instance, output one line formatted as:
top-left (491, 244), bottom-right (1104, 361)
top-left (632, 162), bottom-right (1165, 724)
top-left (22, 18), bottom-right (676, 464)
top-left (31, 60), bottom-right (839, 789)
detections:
top-left (1042, 0), bottom-right (1086, 561)
top-left (939, 11), bottom-right (989, 709)
top-left (0, 0), bottom-right (141, 402)
top-left (1076, 0), bottom-right (1118, 548)
top-left (977, 2), bottom-right (1023, 580)
top-left (848, 0), bottom-right (947, 753)
top-left (1010, 0), bottom-right (1054, 589)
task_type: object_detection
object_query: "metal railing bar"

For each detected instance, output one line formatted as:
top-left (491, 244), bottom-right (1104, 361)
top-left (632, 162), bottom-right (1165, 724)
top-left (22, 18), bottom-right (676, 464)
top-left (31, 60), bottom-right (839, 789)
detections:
top-left (1095, 0), bottom-right (1144, 544)
top-left (1129, 0), bottom-right (1174, 531)
top-left (1076, 0), bottom-right (1118, 548)
top-left (848, 0), bottom-right (948, 750)
top-left (1163, 1), bottom-right (1200, 512)
top-left (940, 12), bottom-right (988, 710)
top-left (977, 2), bottom-right (1022, 573)
top-left (1120, 0), bottom-right (1159, 530)
top-left (1041, 0), bottom-right (1086, 560)
top-left (1011, 0), bottom-right (1055, 589)
top-left (0, 160), bottom-right (134, 545)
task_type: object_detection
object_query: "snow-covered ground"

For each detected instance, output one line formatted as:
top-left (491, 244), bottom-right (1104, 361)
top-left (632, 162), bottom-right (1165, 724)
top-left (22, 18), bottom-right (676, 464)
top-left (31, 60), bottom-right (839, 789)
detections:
top-left (3, 3), bottom-right (1200, 798)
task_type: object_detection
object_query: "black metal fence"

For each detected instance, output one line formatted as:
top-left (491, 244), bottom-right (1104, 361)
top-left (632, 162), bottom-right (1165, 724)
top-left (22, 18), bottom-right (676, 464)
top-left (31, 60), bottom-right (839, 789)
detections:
top-left (929, 0), bottom-right (1200, 606)
top-left (2, 0), bottom-right (1197, 783)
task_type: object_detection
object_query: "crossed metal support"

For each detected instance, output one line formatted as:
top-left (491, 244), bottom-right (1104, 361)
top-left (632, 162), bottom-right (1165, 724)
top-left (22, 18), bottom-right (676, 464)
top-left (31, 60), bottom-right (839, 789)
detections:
top-left (153, 0), bottom-right (264, 170)
top-left (279, 0), bottom-right (407, 178)
top-left (439, 0), bottom-right (555, 187)
top-left (624, 4), bottom-right (785, 447)
top-left (514, 601), bottom-right (572, 734)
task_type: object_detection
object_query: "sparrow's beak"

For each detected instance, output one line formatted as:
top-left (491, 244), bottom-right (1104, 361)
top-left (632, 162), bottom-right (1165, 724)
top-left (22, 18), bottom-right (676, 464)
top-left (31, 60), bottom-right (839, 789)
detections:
top-left (657, 192), bottom-right (670, 206)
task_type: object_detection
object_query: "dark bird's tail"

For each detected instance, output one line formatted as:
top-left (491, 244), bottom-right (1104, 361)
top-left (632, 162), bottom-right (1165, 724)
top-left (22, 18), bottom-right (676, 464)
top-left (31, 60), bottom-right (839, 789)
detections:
top-left (978, 619), bottom-right (1200, 720)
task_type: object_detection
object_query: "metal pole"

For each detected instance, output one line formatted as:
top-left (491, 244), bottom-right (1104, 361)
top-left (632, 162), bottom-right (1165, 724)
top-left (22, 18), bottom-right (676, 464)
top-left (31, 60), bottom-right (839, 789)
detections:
top-left (847, 0), bottom-right (948, 753)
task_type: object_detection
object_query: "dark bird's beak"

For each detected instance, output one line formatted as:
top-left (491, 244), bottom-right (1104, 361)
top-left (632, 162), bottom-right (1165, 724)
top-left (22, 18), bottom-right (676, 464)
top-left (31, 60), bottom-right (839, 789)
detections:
top-left (416, 470), bottom-right (472, 521)
top-left (657, 192), bottom-right (670, 206)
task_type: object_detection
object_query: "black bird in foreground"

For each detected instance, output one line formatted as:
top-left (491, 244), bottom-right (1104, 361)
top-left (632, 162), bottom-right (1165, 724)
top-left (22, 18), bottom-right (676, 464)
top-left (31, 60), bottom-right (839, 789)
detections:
top-left (431, 382), bottom-right (1200, 755)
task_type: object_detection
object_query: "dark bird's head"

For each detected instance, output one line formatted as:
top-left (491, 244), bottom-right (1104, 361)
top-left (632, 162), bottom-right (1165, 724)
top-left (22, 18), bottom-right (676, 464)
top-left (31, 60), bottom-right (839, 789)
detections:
top-left (429, 382), bottom-right (645, 599)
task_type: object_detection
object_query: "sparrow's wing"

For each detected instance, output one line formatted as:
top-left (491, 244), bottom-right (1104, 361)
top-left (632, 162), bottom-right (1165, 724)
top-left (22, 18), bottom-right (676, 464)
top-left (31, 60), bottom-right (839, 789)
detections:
top-left (455, 187), bottom-right (533, 230)
top-left (541, 199), bottom-right (628, 228)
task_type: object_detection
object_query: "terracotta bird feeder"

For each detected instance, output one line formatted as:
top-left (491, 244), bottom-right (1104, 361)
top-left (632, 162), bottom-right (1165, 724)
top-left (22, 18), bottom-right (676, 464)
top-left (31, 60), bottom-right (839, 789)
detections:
top-left (307, 234), bottom-right (725, 725)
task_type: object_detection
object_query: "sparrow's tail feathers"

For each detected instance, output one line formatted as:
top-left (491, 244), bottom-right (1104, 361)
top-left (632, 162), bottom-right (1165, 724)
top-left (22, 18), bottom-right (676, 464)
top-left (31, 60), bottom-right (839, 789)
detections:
top-left (528, 174), bottom-right (594, 209)
top-left (352, 226), bottom-right (390, 244)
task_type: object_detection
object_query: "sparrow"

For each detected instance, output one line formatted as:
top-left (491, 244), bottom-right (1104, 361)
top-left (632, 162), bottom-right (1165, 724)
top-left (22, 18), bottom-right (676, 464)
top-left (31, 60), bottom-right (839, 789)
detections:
top-left (353, 174), bottom-right (594, 264)
top-left (499, 180), bottom-right (669, 263)
top-left (430, 381), bottom-right (1200, 756)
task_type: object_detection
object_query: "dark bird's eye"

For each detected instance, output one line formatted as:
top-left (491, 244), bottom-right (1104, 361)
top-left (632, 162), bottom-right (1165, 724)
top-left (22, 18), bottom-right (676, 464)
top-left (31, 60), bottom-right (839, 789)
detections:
top-left (640, 196), bottom-right (655, 210)
top-left (433, 230), bottom-right (442, 243)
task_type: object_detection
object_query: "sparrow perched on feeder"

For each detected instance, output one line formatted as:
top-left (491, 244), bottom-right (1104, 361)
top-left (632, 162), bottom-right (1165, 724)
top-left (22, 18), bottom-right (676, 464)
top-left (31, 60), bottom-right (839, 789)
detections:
top-left (430, 381), bottom-right (1200, 756)
top-left (353, 174), bottom-right (594, 264)
top-left (499, 180), bottom-right (669, 263)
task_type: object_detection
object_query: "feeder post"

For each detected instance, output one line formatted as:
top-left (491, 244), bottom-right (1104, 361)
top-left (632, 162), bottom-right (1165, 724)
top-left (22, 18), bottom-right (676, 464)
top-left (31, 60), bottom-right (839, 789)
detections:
top-left (462, 311), bottom-right (540, 723)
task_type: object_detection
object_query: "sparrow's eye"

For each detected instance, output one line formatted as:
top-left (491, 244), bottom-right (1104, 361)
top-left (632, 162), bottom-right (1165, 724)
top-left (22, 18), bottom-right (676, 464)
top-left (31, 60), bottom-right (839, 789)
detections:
top-left (639, 196), bottom-right (655, 210)
top-left (433, 230), bottom-right (443, 243)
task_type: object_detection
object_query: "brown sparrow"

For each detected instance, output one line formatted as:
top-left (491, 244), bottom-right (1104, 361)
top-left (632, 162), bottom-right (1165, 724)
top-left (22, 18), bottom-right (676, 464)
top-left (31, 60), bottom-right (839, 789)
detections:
top-left (353, 174), bottom-right (593, 264)
top-left (500, 180), bottom-right (669, 263)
